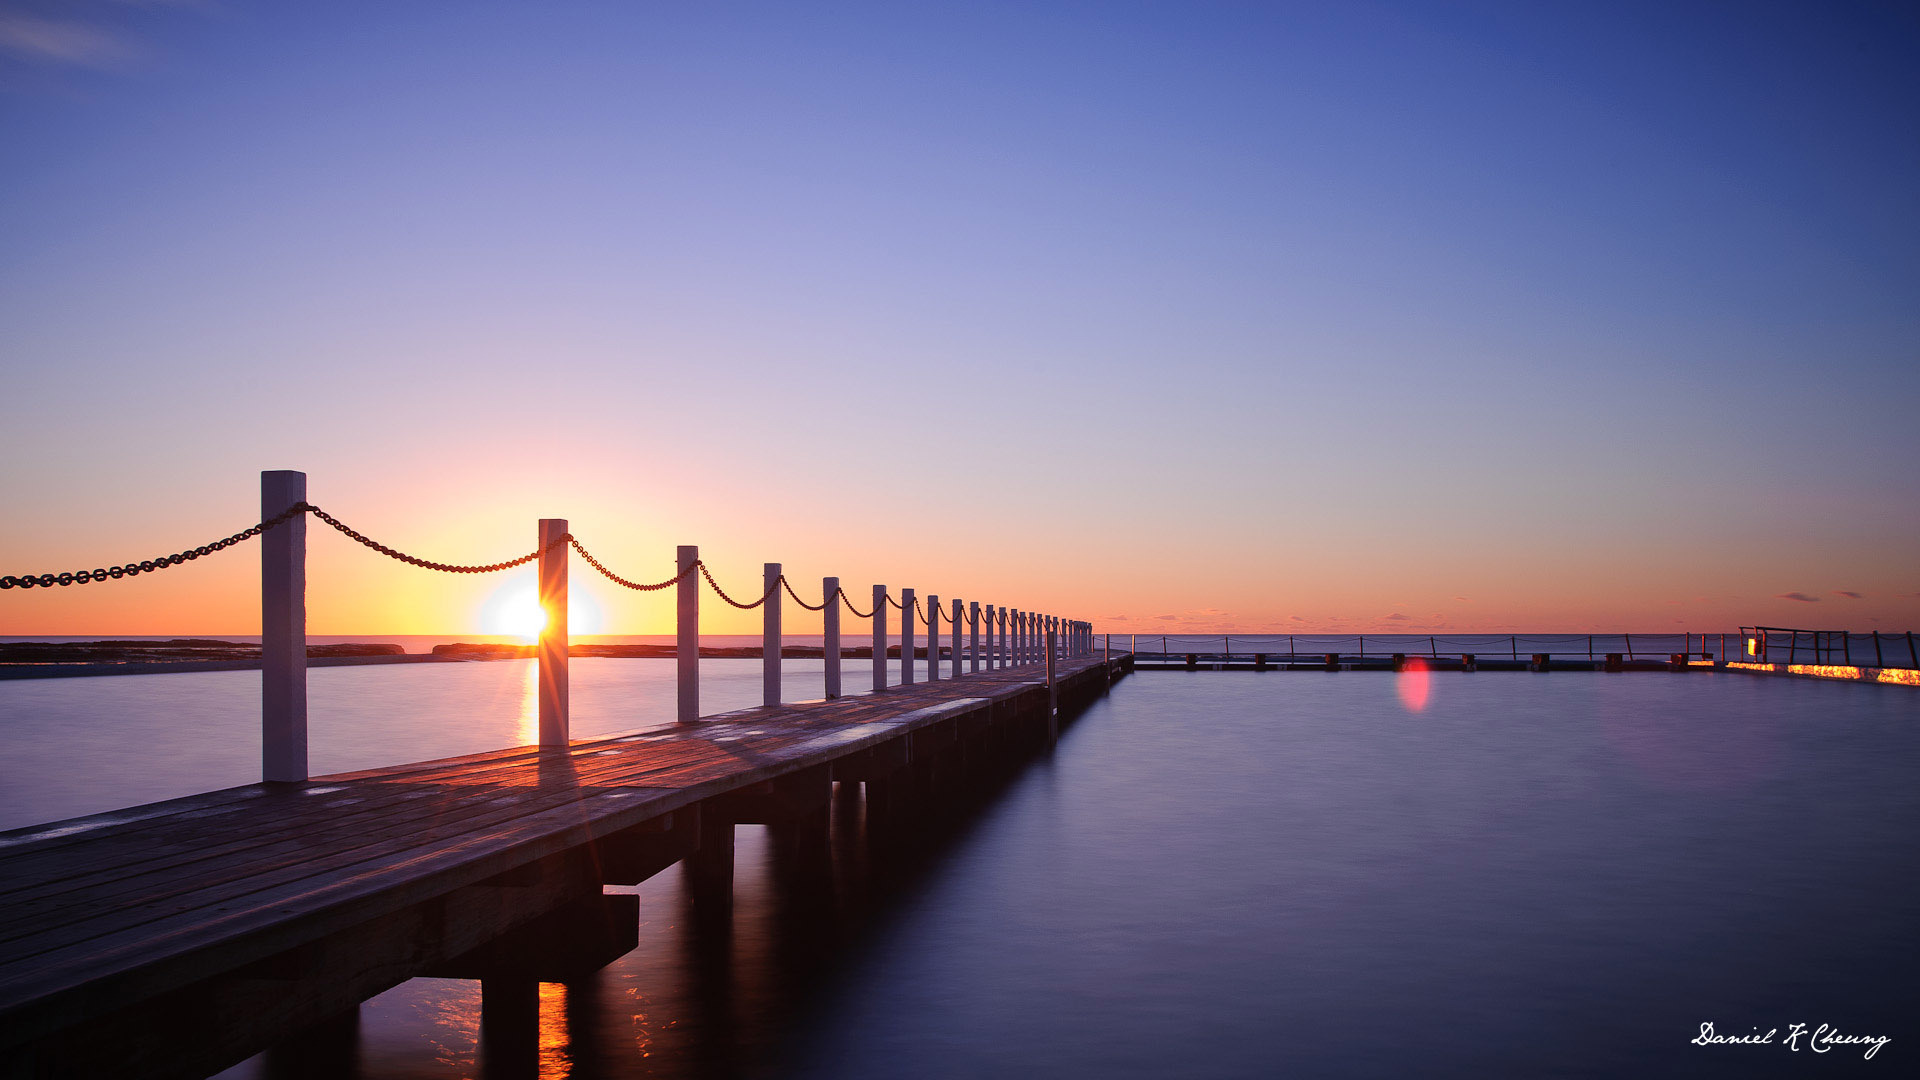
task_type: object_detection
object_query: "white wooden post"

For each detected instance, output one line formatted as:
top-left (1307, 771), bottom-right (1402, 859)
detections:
top-left (872, 584), bottom-right (887, 691)
top-left (763, 562), bottom-right (781, 708)
top-left (969, 601), bottom-right (980, 674)
top-left (901, 588), bottom-right (916, 685)
top-left (950, 597), bottom-right (961, 678)
top-left (677, 545), bottom-right (699, 723)
top-left (926, 595), bottom-right (940, 682)
top-left (261, 470), bottom-right (306, 783)
top-left (823, 576), bottom-right (841, 699)
top-left (537, 518), bottom-right (569, 747)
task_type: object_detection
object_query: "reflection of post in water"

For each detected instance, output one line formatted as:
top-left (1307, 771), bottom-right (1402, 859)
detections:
top-left (479, 979), bottom-right (538, 1080)
top-left (680, 853), bottom-right (740, 1078)
top-left (261, 1004), bottom-right (361, 1079)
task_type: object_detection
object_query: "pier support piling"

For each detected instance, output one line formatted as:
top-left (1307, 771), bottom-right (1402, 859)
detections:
top-left (687, 811), bottom-right (735, 917)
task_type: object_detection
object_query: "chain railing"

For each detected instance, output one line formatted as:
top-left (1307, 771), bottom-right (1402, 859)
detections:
top-left (779, 575), bottom-right (829, 612)
top-left (569, 538), bottom-right (692, 592)
top-left (0, 503), bottom-right (312, 589)
top-left (0, 470), bottom-right (1100, 784)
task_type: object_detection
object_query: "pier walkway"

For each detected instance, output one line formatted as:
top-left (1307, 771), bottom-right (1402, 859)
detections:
top-left (0, 652), bottom-right (1127, 1078)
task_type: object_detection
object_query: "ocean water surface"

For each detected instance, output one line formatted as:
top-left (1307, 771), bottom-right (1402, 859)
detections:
top-left (3, 665), bottom-right (1916, 1077)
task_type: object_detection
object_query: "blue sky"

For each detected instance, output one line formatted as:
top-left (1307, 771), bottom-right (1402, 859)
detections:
top-left (2, 1), bottom-right (1916, 634)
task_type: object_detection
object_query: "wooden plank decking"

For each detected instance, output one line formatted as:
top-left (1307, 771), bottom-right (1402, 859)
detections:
top-left (0, 654), bottom-right (1123, 1077)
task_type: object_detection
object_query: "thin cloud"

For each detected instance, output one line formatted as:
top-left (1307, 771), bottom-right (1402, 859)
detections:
top-left (1776, 592), bottom-right (1820, 603)
top-left (0, 13), bottom-right (132, 68)
top-left (1289, 615), bottom-right (1306, 623)
top-left (1153, 614), bottom-right (1178, 622)
top-left (1453, 596), bottom-right (1468, 602)
top-left (1833, 590), bottom-right (1863, 600)
top-left (1383, 613), bottom-right (1411, 621)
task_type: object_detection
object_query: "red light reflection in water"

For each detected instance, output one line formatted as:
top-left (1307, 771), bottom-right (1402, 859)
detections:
top-left (1396, 659), bottom-right (1431, 712)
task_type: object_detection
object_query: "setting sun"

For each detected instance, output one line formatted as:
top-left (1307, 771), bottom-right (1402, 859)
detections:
top-left (477, 581), bottom-right (603, 640)
top-left (480, 585), bottom-right (548, 640)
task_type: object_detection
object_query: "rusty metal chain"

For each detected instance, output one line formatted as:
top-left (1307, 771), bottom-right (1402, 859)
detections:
top-left (884, 592), bottom-right (905, 610)
top-left (698, 561), bottom-right (779, 610)
top-left (568, 539), bottom-right (695, 591)
top-left (308, 506), bottom-right (554, 573)
top-left (0, 503), bottom-right (313, 590)
top-left (778, 575), bottom-right (828, 612)
top-left (839, 590), bottom-right (874, 619)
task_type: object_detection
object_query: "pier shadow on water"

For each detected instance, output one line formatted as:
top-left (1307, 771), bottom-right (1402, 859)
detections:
top-left (218, 712), bottom-right (1069, 1080)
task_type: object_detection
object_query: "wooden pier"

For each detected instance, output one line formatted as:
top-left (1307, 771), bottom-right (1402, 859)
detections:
top-left (0, 653), bottom-right (1128, 1078)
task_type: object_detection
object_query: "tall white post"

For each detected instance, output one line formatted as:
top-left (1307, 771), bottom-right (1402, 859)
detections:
top-left (969, 601), bottom-right (981, 674)
top-left (823, 576), bottom-right (841, 699)
top-left (763, 562), bottom-right (781, 708)
top-left (950, 597), bottom-right (961, 679)
top-left (872, 584), bottom-right (888, 691)
top-left (261, 470), bottom-right (307, 783)
top-left (901, 588), bottom-right (916, 686)
top-left (677, 545), bottom-right (699, 723)
top-left (926, 595), bottom-right (940, 682)
top-left (538, 519), bottom-right (569, 747)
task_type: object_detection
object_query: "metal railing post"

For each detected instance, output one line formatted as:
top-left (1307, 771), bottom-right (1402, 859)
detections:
top-left (261, 470), bottom-right (307, 783)
top-left (677, 545), bottom-right (699, 723)
top-left (823, 576), bottom-right (841, 699)
top-left (537, 518), bottom-right (569, 747)
top-left (950, 598), bottom-right (962, 678)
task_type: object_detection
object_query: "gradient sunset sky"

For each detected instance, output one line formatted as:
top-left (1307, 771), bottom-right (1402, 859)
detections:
top-left (2, 1), bottom-right (1916, 637)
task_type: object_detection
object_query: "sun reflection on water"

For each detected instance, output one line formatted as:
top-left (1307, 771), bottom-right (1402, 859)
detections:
top-left (517, 658), bottom-right (539, 747)
top-left (539, 982), bottom-right (571, 1077)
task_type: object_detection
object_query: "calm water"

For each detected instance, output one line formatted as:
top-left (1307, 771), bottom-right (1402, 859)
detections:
top-left (4, 667), bottom-right (1917, 1077)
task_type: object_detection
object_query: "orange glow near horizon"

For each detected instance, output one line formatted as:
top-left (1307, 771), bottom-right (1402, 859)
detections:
top-left (0, 477), bottom-right (1915, 638)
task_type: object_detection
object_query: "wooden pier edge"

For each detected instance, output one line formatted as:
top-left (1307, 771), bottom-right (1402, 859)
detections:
top-left (0, 654), bottom-right (1130, 1079)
